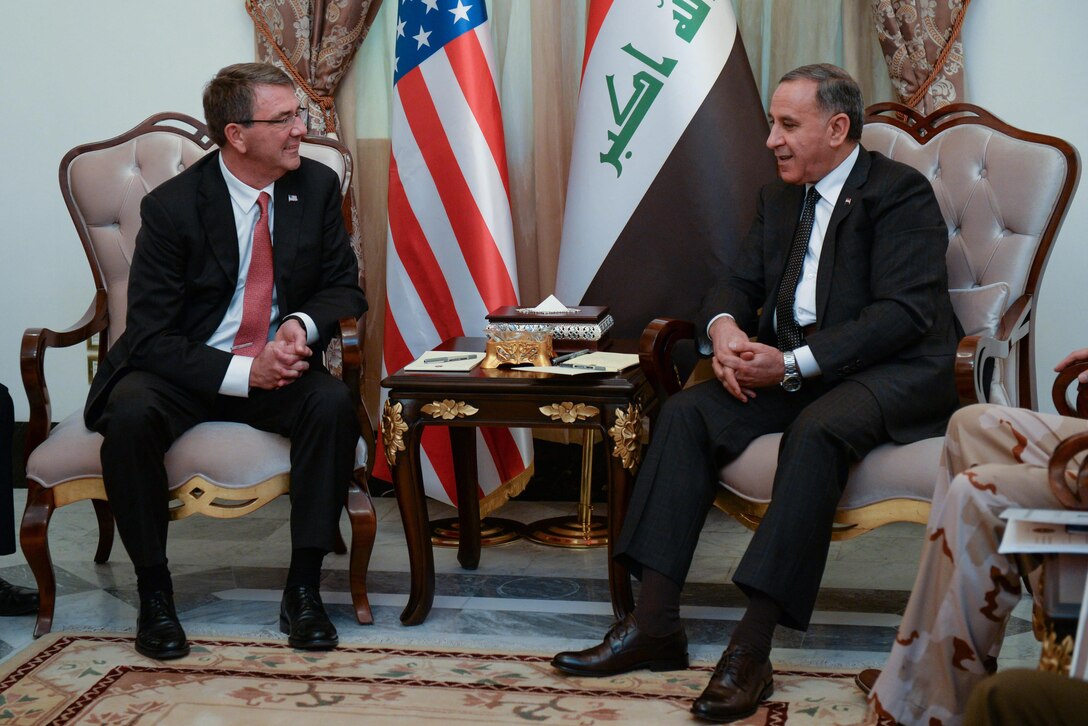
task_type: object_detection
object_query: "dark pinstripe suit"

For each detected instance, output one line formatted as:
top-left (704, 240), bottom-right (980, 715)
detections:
top-left (615, 148), bottom-right (960, 629)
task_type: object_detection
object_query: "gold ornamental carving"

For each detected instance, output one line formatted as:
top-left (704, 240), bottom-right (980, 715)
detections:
top-left (480, 332), bottom-right (554, 368)
top-left (539, 402), bottom-right (600, 423)
top-left (382, 400), bottom-right (408, 467)
top-left (422, 400), bottom-right (479, 420)
top-left (609, 403), bottom-right (643, 472)
top-left (1038, 622), bottom-right (1074, 675)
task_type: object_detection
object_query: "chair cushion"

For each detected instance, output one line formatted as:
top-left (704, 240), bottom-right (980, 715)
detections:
top-left (718, 433), bottom-right (944, 509)
top-left (949, 281), bottom-right (1011, 337)
top-left (27, 411), bottom-right (368, 490)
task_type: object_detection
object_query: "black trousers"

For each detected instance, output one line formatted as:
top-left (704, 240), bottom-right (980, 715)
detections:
top-left (95, 370), bottom-right (358, 569)
top-left (0, 384), bottom-right (15, 555)
top-left (614, 376), bottom-right (887, 630)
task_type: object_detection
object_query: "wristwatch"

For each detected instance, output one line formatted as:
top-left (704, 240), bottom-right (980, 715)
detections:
top-left (780, 351), bottom-right (802, 392)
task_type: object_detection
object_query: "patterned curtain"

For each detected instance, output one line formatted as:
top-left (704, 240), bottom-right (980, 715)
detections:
top-left (871, 0), bottom-right (971, 113)
top-left (246, 0), bottom-right (383, 136)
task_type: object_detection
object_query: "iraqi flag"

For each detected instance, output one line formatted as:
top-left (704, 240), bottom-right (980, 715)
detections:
top-left (377, 0), bottom-right (533, 511)
top-left (555, 0), bottom-right (776, 339)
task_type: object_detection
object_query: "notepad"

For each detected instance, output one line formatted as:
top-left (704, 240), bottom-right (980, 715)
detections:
top-left (516, 351), bottom-right (640, 375)
top-left (403, 351), bottom-right (486, 372)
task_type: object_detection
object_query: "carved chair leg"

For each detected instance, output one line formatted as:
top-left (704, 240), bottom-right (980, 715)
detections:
top-left (346, 471), bottom-right (375, 625)
top-left (20, 483), bottom-right (57, 638)
top-left (91, 499), bottom-right (114, 564)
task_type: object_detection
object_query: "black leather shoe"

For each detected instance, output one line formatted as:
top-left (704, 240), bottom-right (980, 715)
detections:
top-left (551, 613), bottom-right (688, 677)
top-left (690, 644), bottom-right (773, 722)
top-left (855, 668), bottom-right (879, 696)
top-left (279, 585), bottom-right (338, 650)
top-left (0, 578), bottom-right (38, 616)
top-left (135, 590), bottom-right (189, 660)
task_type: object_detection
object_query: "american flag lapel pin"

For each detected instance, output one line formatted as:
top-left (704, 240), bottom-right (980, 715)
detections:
top-left (288, 194), bottom-right (298, 202)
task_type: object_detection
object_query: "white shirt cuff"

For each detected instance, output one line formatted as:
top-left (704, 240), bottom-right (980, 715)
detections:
top-left (219, 355), bottom-right (254, 397)
top-left (284, 312), bottom-right (319, 345)
top-left (793, 345), bottom-right (822, 378)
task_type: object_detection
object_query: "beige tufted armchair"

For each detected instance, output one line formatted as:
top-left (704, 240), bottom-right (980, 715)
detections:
top-left (20, 113), bottom-right (377, 637)
top-left (638, 102), bottom-right (1080, 540)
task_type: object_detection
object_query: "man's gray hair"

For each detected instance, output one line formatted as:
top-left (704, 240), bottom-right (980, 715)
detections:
top-left (779, 63), bottom-right (864, 141)
top-left (203, 62), bottom-right (295, 147)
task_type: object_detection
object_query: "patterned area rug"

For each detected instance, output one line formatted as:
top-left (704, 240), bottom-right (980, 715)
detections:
top-left (0, 633), bottom-right (879, 724)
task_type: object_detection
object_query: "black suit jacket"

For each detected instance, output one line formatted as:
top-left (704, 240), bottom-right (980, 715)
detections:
top-left (696, 147), bottom-right (960, 443)
top-left (85, 151), bottom-right (367, 428)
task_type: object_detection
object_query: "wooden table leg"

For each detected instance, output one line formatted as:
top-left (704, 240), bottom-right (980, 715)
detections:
top-left (450, 426), bottom-right (481, 570)
top-left (606, 421), bottom-right (635, 619)
top-left (391, 405), bottom-right (435, 625)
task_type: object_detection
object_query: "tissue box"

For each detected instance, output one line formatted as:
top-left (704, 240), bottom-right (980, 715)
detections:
top-left (485, 305), bottom-right (613, 350)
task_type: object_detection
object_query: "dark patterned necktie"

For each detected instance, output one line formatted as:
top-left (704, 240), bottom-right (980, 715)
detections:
top-left (774, 187), bottom-right (820, 351)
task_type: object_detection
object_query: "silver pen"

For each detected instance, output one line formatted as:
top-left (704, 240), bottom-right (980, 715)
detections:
top-left (552, 348), bottom-right (590, 365)
top-left (560, 363), bottom-right (606, 371)
top-left (423, 354), bottom-right (478, 363)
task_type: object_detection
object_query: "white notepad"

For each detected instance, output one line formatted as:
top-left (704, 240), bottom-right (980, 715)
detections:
top-left (403, 351), bottom-right (486, 372)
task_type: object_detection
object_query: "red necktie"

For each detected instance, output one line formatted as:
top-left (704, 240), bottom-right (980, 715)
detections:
top-left (232, 191), bottom-right (273, 357)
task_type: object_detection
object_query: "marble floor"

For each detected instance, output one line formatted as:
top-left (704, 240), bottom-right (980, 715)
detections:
top-left (0, 488), bottom-right (1040, 672)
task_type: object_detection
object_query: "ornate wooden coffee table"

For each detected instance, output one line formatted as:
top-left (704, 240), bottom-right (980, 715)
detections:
top-left (381, 337), bottom-right (655, 625)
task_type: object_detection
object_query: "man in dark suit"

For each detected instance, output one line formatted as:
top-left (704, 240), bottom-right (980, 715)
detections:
top-left (0, 383), bottom-right (39, 616)
top-left (552, 64), bottom-right (960, 722)
top-left (85, 63), bottom-right (366, 660)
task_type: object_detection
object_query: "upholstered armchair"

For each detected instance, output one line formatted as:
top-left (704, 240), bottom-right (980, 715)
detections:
top-left (638, 102), bottom-right (1080, 539)
top-left (20, 113), bottom-right (376, 637)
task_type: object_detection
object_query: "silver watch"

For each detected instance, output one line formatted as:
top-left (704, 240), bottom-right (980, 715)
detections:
top-left (781, 351), bottom-right (802, 392)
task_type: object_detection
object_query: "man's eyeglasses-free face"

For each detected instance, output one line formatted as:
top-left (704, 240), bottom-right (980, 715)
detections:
top-left (237, 107), bottom-right (309, 129)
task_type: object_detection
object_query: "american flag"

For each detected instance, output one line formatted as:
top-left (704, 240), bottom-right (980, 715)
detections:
top-left (377, 0), bottom-right (532, 508)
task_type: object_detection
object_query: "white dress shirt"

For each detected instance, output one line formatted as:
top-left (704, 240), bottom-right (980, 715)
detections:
top-left (708, 144), bottom-right (860, 378)
top-left (210, 155), bottom-right (317, 396)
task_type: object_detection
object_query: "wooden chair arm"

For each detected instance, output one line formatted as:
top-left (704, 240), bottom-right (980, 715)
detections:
top-left (1052, 361), bottom-right (1088, 418)
top-left (639, 318), bottom-right (696, 401)
top-left (953, 295), bottom-right (1033, 406)
top-left (1049, 430), bottom-right (1088, 510)
top-left (338, 316), bottom-right (376, 470)
top-left (20, 294), bottom-right (109, 456)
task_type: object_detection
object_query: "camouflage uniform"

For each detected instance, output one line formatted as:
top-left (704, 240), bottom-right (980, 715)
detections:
top-left (870, 403), bottom-right (1088, 725)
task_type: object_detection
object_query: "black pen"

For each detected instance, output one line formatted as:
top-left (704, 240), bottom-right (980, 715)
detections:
top-left (552, 349), bottom-right (590, 364)
top-left (423, 354), bottom-right (478, 363)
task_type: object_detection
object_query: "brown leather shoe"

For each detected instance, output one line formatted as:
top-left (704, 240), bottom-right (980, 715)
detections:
top-left (690, 644), bottom-right (773, 722)
top-left (551, 613), bottom-right (688, 677)
top-left (855, 668), bottom-right (879, 696)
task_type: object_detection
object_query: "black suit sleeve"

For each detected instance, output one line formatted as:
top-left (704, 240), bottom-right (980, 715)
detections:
top-left (695, 185), bottom-right (771, 353)
top-left (124, 193), bottom-right (233, 396)
top-left (285, 171), bottom-right (366, 345)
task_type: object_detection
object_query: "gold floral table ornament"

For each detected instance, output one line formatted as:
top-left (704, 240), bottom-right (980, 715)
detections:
top-left (609, 403), bottom-right (643, 472)
top-left (539, 402), bottom-right (600, 423)
top-left (480, 330), bottom-right (553, 369)
top-left (422, 400), bottom-right (479, 420)
top-left (381, 400), bottom-right (408, 467)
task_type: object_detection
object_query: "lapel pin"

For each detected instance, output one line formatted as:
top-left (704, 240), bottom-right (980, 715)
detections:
top-left (843, 197), bottom-right (852, 206)
top-left (288, 194), bottom-right (298, 202)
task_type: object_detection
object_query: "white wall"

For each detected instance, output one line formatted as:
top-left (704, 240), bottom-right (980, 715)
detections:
top-left (1, 2), bottom-right (253, 420)
top-left (962, 1), bottom-right (1088, 410)
top-left (2, 2), bottom-right (1085, 420)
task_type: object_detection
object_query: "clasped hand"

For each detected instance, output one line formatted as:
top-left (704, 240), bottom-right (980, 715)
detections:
top-left (1055, 347), bottom-right (1088, 385)
top-left (709, 318), bottom-right (786, 402)
top-left (249, 318), bottom-right (312, 390)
